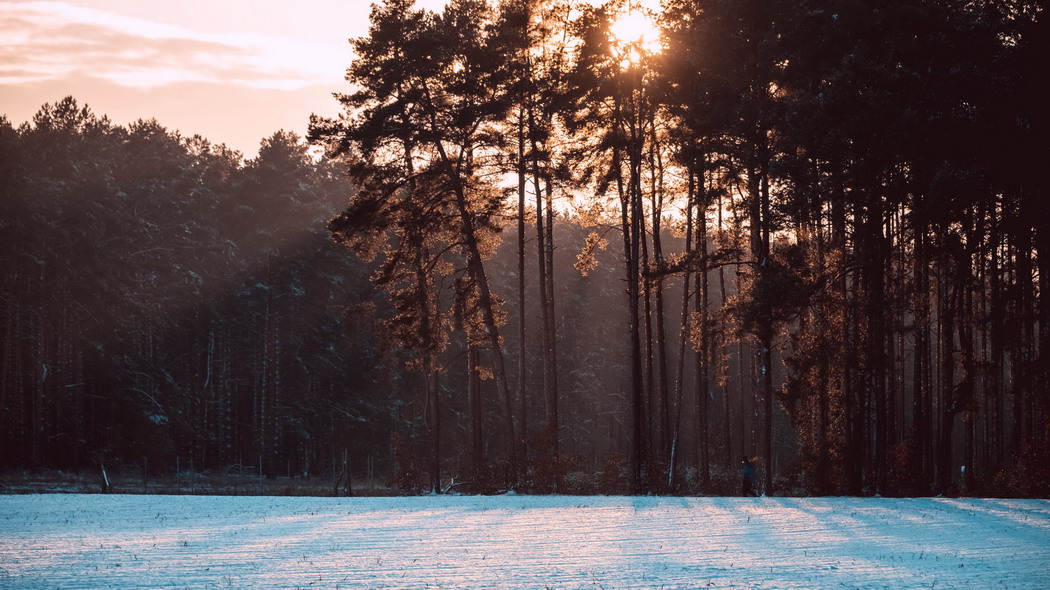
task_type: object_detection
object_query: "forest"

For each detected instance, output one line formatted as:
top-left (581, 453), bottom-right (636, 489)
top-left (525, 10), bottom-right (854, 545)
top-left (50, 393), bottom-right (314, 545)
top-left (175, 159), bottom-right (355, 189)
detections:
top-left (1, 0), bottom-right (1047, 498)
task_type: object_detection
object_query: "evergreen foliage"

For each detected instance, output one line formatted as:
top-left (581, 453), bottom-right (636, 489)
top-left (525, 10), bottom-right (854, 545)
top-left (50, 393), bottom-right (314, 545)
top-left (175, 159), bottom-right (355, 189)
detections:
top-left (3, 0), bottom-right (1047, 497)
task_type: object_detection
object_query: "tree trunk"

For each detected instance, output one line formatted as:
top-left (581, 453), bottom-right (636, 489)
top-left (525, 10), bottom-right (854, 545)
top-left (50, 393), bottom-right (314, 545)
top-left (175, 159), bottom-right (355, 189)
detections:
top-left (865, 192), bottom-right (888, 495)
top-left (615, 141), bottom-right (645, 494)
top-left (543, 177), bottom-right (559, 469)
top-left (695, 164), bottom-right (710, 489)
top-left (415, 256), bottom-right (441, 494)
top-left (469, 342), bottom-right (482, 469)
top-left (912, 211), bottom-right (932, 494)
top-left (529, 105), bottom-right (559, 481)
top-left (695, 219), bottom-right (710, 489)
top-left (717, 188), bottom-right (731, 470)
top-left (668, 166), bottom-right (695, 492)
top-left (516, 104), bottom-right (528, 467)
top-left (647, 116), bottom-right (670, 469)
top-left (936, 220), bottom-right (955, 494)
top-left (747, 133), bottom-right (774, 495)
top-left (429, 130), bottom-right (518, 482)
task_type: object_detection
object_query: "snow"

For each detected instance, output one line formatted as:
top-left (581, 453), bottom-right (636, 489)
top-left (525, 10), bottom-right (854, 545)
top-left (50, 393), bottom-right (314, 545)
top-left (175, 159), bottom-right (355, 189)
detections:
top-left (1, 495), bottom-right (1048, 589)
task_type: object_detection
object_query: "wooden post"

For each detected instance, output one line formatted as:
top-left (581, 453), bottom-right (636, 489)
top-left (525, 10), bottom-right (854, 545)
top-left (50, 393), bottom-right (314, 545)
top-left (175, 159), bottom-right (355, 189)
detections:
top-left (100, 460), bottom-right (111, 494)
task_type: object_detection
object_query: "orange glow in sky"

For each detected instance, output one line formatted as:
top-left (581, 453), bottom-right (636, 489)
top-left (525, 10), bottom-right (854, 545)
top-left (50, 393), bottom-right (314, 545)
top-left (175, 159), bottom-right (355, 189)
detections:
top-left (0, 0), bottom-right (370, 156)
top-left (606, 1), bottom-right (663, 66)
top-left (0, 0), bottom-right (666, 155)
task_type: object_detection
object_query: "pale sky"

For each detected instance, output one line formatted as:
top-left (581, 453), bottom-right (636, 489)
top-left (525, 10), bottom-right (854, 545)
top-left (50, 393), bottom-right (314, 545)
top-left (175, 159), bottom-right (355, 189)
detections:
top-left (0, 0), bottom-right (449, 156)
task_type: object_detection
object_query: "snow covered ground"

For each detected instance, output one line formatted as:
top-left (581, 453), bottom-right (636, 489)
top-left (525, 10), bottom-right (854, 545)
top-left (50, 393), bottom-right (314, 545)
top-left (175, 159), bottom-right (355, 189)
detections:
top-left (1, 494), bottom-right (1048, 589)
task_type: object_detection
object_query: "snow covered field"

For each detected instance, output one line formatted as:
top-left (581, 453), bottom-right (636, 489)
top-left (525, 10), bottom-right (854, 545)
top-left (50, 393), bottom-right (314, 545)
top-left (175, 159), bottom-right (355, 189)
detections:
top-left (1, 494), bottom-right (1048, 589)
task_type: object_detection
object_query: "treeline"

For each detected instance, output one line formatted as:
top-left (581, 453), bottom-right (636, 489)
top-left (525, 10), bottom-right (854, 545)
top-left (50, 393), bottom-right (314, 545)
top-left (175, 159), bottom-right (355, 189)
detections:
top-left (0, 99), bottom-right (395, 479)
top-left (3, 0), bottom-right (1047, 498)
top-left (0, 98), bottom-right (677, 492)
top-left (310, 0), bottom-right (1048, 496)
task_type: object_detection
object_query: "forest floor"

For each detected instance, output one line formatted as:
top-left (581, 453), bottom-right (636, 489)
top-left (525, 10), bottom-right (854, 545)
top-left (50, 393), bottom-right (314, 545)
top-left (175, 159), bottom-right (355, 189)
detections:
top-left (0, 469), bottom-right (394, 496)
top-left (1, 494), bottom-right (1048, 589)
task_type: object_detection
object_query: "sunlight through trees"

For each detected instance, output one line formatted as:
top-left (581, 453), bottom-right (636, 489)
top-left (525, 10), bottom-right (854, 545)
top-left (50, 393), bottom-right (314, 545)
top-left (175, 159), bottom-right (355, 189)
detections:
top-left (3, 0), bottom-right (1047, 498)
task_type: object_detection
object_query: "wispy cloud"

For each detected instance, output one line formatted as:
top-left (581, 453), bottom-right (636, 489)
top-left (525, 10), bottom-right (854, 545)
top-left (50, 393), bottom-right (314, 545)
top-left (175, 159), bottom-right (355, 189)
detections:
top-left (0, 1), bottom-right (349, 90)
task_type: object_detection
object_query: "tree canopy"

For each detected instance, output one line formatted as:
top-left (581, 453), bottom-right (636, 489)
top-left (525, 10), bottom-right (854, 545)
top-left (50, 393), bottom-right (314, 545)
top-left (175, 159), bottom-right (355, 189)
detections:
top-left (3, 0), bottom-right (1047, 497)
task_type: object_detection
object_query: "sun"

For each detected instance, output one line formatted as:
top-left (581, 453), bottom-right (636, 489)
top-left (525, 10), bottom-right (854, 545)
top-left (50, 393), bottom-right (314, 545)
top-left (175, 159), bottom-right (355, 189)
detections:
top-left (609, 5), bottom-right (661, 64)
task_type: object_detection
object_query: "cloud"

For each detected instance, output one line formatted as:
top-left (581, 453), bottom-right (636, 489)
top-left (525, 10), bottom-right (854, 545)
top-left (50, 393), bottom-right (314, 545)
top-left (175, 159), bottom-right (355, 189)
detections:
top-left (0, 1), bottom-right (349, 90)
top-left (1, 74), bottom-right (343, 156)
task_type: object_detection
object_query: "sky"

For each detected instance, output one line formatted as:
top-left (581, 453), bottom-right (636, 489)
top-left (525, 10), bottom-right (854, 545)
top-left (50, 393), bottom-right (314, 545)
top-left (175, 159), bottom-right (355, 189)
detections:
top-left (0, 0), bottom-right (660, 157)
top-left (0, 0), bottom-right (449, 157)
